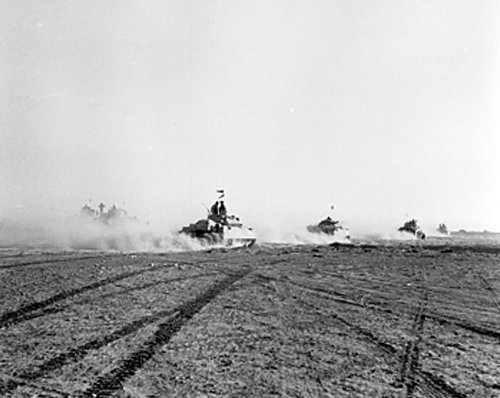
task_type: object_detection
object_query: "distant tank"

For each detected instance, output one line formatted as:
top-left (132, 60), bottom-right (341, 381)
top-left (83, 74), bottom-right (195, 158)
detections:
top-left (307, 205), bottom-right (351, 240)
top-left (80, 203), bottom-right (138, 226)
top-left (398, 219), bottom-right (426, 239)
top-left (436, 222), bottom-right (449, 235)
top-left (307, 217), bottom-right (343, 235)
top-left (179, 192), bottom-right (257, 248)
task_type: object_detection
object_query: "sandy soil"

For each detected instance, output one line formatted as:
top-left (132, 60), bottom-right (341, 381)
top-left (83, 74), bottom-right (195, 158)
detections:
top-left (0, 242), bottom-right (499, 397)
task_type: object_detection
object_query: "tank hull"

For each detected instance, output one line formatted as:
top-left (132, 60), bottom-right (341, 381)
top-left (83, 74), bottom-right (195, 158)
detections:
top-left (179, 216), bottom-right (257, 248)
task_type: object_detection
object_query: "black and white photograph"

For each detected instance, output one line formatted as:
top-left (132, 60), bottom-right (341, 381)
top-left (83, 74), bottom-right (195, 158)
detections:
top-left (1, 1), bottom-right (499, 397)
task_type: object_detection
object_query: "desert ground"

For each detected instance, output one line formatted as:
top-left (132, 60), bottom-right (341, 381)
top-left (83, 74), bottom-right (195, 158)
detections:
top-left (0, 240), bottom-right (499, 397)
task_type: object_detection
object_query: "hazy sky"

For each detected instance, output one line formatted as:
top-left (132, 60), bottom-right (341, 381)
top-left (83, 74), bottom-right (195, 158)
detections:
top-left (1, 0), bottom-right (499, 233)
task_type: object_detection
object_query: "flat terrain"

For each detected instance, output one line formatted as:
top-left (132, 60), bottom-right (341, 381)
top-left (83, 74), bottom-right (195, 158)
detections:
top-left (0, 242), bottom-right (499, 397)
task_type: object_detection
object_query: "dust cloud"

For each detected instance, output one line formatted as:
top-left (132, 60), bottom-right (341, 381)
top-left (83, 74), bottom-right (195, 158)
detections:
top-left (255, 225), bottom-right (351, 246)
top-left (0, 202), bottom-right (427, 252)
top-left (0, 212), bottom-right (209, 252)
top-left (0, 212), bottom-right (351, 252)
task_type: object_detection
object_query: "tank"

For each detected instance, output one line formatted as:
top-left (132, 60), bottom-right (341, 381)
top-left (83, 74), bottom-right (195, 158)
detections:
top-left (436, 222), bottom-right (449, 235)
top-left (398, 219), bottom-right (426, 239)
top-left (80, 203), bottom-right (138, 226)
top-left (307, 216), bottom-right (350, 240)
top-left (179, 194), bottom-right (257, 248)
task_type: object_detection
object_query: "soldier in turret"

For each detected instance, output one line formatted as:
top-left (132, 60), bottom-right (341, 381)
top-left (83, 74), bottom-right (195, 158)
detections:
top-left (210, 201), bottom-right (219, 216)
top-left (219, 201), bottom-right (227, 217)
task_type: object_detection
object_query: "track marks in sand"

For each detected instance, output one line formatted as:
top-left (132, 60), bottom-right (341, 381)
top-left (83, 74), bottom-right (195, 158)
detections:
top-left (0, 308), bottom-right (180, 396)
top-left (0, 372), bottom-right (72, 398)
top-left (76, 269), bottom-right (251, 398)
top-left (475, 272), bottom-right (500, 313)
top-left (0, 254), bottom-right (115, 270)
top-left (0, 270), bottom-right (249, 397)
top-left (283, 276), bottom-right (500, 342)
top-left (0, 273), bottom-right (221, 395)
top-left (0, 262), bottom-right (176, 329)
top-left (307, 295), bottom-right (465, 398)
top-left (4, 272), bottom-right (220, 327)
top-left (399, 294), bottom-right (427, 397)
top-left (397, 276), bottom-right (467, 398)
top-left (265, 272), bottom-right (466, 398)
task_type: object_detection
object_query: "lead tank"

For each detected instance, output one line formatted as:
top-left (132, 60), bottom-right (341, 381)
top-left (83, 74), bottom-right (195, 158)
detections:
top-left (179, 196), bottom-right (257, 248)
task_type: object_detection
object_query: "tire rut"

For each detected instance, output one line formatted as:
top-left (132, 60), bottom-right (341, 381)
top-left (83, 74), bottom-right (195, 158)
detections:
top-left (317, 299), bottom-right (464, 398)
top-left (285, 278), bottom-right (500, 341)
top-left (400, 294), bottom-right (427, 397)
top-left (0, 308), bottom-right (179, 395)
top-left (75, 268), bottom-right (251, 398)
top-left (476, 272), bottom-right (500, 313)
top-left (0, 262), bottom-right (176, 329)
top-left (0, 254), bottom-right (115, 270)
top-left (4, 272), bottom-right (220, 327)
top-left (281, 278), bottom-right (466, 398)
top-left (0, 372), bottom-right (72, 397)
top-left (0, 273), bottom-right (223, 395)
